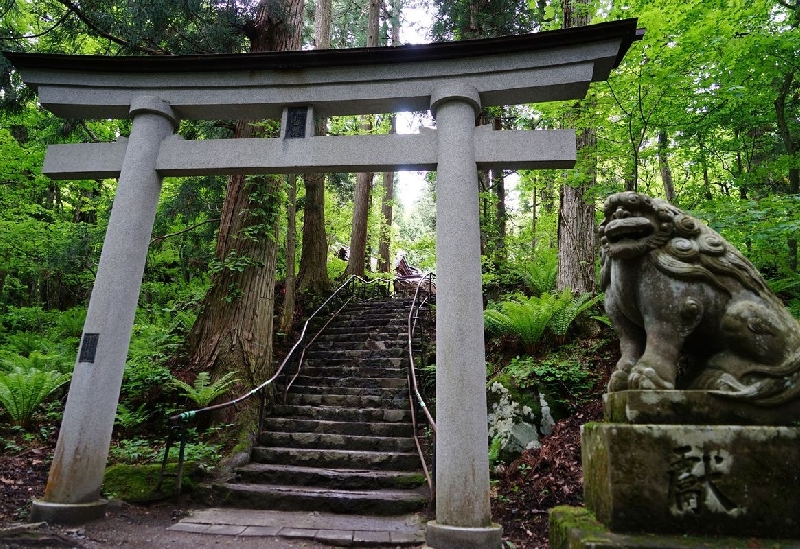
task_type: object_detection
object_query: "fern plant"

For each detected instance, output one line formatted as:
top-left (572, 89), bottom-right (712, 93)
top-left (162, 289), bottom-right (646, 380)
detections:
top-left (0, 366), bottom-right (71, 429)
top-left (171, 371), bottom-right (239, 408)
top-left (517, 250), bottom-right (558, 296)
top-left (485, 294), bottom-right (559, 350)
top-left (547, 291), bottom-right (605, 336)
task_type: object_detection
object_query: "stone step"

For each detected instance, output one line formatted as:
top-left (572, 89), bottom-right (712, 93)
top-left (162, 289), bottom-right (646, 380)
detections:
top-left (212, 482), bottom-right (429, 515)
top-left (261, 417), bottom-right (414, 437)
top-left (271, 404), bottom-right (410, 422)
top-left (251, 446), bottom-right (421, 471)
top-left (258, 431), bottom-right (416, 452)
top-left (302, 357), bottom-right (406, 369)
top-left (312, 337), bottom-right (407, 348)
top-left (280, 385), bottom-right (408, 398)
top-left (285, 392), bottom-right (409, 409)
top-left (300, 365), bottom-right (407, 380)
top-left (235, 463), bottom-right (426, 490)
top-left (288, 375), bottom-right (408, 389)
top-left (304, 348), bottom-right (407, 360)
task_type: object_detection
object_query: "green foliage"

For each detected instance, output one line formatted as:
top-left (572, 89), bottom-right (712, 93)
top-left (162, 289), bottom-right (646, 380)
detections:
top-left (517, 249), bottom-right (558, 296)
top-left (496, 355), bottom-right (596, 412)
top-left (548, 291), bottom-right (604, 336)
top-left (484, 290), bottom-right (602, 350)
top-left (0, 366), bottom-right (71, 429)
top-left (485, 294), bottom-right (558, 350)
top-left (56, 307), bottom-right (87, 338)
top-left (171, 371), bottom-right (239, 408)
top-left (103, 463), bottom-right (200, 502)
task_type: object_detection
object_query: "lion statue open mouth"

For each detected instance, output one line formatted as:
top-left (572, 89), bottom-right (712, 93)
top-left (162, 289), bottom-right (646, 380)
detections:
top-left (599, 191), bottom-right (800, 406)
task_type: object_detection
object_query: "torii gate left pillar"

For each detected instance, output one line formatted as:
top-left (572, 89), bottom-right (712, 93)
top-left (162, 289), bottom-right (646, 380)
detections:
top-left (31, 97), bottom-right (178, 523)
top-left (6, 19), bottom-right (640, 548)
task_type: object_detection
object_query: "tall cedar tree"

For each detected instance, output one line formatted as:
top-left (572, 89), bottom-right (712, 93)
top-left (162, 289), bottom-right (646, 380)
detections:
top-left (296, 0), bottom-right (333, 293)
top-left (345, 0), bottom-right (380, 277)
top-left (556, 0), bottom-right (596, 294)
top-left (185, 0), bottom-right (304, 387)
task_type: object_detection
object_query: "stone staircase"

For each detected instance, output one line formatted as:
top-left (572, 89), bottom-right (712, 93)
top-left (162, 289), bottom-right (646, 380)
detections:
top-left (213, 298), bottom-right (430, 516)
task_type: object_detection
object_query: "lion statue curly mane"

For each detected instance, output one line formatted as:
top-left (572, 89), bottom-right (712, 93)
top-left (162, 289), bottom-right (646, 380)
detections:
top-left (599, 191), bottom-right (800, 406)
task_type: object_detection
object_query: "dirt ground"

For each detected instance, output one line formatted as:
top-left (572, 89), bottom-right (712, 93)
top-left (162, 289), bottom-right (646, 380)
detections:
top-left (1, 501), bottom-right (335, 548)
top-left (0, 400), bottom-right (600, 549)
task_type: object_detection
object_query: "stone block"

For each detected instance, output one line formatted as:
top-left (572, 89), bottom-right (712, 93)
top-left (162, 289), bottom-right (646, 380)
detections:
top-left (604, 391), bottom-right (800, 426)
top-left (549, 506), bottom-right (800, 549)
top-left (583, 423), bottom-right (800, 538)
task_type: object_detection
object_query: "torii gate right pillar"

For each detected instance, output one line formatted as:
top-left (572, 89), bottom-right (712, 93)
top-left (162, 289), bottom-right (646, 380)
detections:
top-left (426, 85), bottom-right (502, 549)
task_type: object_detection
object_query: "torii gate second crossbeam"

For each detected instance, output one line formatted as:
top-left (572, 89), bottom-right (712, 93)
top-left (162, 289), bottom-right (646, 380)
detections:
top-left (5, 19), bottom-right (640, 549)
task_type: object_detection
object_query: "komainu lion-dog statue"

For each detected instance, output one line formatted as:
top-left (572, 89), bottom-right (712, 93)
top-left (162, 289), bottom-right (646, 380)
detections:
top-left (599, 191), bottom-right (800, 405)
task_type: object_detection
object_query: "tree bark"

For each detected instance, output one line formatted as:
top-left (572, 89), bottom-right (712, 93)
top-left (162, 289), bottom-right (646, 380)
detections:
top-left (377, 15), bottom-right (400, 273)
top-left (491, 115), bottom-right (506, 264)
top-left (556, 0), bottom-right (596, 294)
top-left (345, 0), bottom-right (379, 277)
top-left (346, 150), bottom-right (374, 277)
top-left (279, 174), bottom-right (297, 333)
top-left (184, 0), bottom-right (303, 388)
top-left (297, 0), bottom-right (332, 292)
top-left (775, 70), bottom-right (799, 271)
top-left (658, 130), bottom-right (676, 203)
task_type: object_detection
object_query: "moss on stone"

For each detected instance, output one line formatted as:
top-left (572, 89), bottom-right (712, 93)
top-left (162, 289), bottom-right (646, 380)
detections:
top-left (393, 473), bottom-right (427, 487)
top-left (549, 506), bottom-right (609, 549)
top-left (549, 505), bottom-right (798, 548)
top-left (103, 463), bottom-right (200, 502)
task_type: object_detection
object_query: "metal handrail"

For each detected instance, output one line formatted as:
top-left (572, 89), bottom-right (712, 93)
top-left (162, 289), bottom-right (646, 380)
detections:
top-left (406, 273), bottom-right (436, 497)
top-left (157, 274), bottom-right (391, 494)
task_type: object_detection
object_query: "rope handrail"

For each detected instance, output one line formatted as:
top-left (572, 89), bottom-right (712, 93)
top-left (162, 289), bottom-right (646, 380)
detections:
top-left (406, 273), bottom-right (436, 496)
top-left (157, 274), bottom-right (391, 494)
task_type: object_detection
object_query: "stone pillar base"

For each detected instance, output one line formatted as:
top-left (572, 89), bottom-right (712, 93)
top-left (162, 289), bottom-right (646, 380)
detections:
top-left (425, 520), bottom-right (502, 549)
top-left (30, 499), bottom-right (108, 524)
top-left (550, 506), bottom-right (799, 549)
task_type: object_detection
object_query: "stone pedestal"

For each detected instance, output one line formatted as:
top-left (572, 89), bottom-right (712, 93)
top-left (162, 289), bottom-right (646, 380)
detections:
top-left (551, 391), bottom-right (800, 548)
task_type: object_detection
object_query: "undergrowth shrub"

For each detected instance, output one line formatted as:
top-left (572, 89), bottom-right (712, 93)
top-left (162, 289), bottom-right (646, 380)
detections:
top-left (171, 371), bottom-right (239, 408)
top-left (484, 290), bottom-right (602, 351)
top-left (517, 249), bottom-right (558, 296)
top-left (0, 366), bottom-right (71, 429)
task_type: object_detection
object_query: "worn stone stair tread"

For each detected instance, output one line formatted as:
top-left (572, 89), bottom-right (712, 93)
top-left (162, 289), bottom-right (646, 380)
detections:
top-left (282, 384), bottom-right (408, 397)
top-left (279, 376), bottom-right (408, 389)
top-left (252, 446), bottom-right (419, 459)
top-left (251, 446), bottom-right (421, 470)
top-left (219, 482), bottom-right (425, 499)
top-left (214, 483), bottom-right (427, 503)
top-left (258, 430), bottom-right (416, 451)
top-left (261, 417), bottom-right (414, 437)
top-left (236, 462), bottom-right (426, 488)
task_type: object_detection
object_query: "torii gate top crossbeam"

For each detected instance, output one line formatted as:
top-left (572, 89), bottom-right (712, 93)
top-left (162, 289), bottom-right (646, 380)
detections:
top-left (6, 19), bottom-right (640, 121)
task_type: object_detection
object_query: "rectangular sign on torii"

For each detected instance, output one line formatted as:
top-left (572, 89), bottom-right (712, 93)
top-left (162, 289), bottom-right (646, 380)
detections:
top-left (5, 18), bottom-right (640, 549)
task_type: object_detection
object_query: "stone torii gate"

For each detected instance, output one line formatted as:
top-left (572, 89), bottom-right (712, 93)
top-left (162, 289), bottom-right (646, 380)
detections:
top-left (6, 19), bottom-right (639, 549)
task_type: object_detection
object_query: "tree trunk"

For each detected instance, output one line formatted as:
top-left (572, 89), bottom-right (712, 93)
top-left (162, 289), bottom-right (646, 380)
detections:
top-left (280, 174), bottom-right (297, 333)
top-left (345, 0), bottom-right (379, 277)
top-left (297, 0), bottom-right (332, 292)
top-left (658, 130), bottom-right (676, 203)
top-left (184, 0), bottom-right (303, 389)
top-left (491, 115), bottom-right (506, 265)
top-left (377, 16), bottom-right (400, 273)
top-left (314, 0), bottom-right (332, 49)
top-left (775, 70), bottom-right (799, 272)
top-left (557, 0), bottom-right (596, 294)
top-left (346, 155), bottom-right (374, 277)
